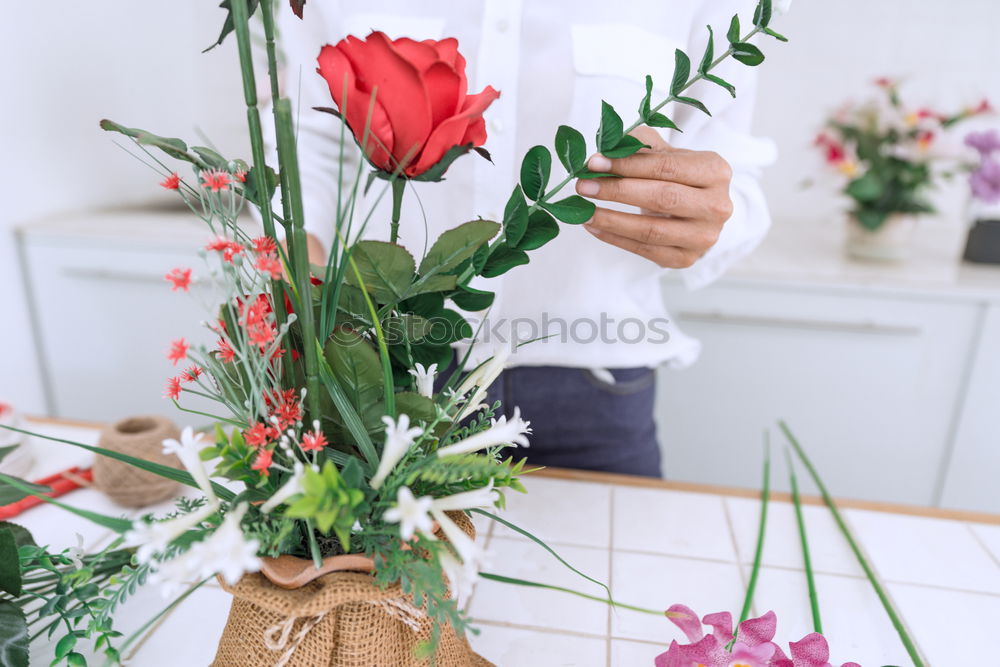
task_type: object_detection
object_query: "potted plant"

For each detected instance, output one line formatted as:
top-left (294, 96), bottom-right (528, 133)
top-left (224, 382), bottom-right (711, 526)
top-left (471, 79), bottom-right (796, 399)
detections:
top-left (815, 78), bottom-right (990, 261)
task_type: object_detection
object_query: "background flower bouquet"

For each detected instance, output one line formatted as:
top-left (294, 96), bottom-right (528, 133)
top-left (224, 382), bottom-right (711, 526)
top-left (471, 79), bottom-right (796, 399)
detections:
top-left (0, 0), bottom-right (788, 665)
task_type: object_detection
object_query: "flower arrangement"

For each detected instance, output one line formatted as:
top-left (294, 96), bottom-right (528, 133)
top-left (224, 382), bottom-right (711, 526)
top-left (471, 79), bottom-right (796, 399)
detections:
top-left (816, 77), bottom-right (990, 232)
top-left (0, 0), bottom-right (790, 665)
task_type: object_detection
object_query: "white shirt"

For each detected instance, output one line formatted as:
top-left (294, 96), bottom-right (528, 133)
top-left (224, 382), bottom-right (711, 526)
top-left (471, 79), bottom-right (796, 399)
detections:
top-left (267, 0), bottom-right (777, 369)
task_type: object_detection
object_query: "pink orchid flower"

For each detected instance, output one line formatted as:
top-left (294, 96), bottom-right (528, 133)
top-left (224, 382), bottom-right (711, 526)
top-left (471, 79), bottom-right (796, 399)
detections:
top-left (655, 605), bottom-right (778, 667)
top-left (771, 633), bottom-right (860, 667)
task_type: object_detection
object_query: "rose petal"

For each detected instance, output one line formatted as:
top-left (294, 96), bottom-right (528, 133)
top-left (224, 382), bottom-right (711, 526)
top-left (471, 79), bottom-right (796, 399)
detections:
top-left (316, 44), bottom-right (394, 169)
top-left (388, 36), bottom-right (440, 73)
top-left (422, 61), bottom-right (462, 128)
top-left (408, 85), bottom-right (499, 175)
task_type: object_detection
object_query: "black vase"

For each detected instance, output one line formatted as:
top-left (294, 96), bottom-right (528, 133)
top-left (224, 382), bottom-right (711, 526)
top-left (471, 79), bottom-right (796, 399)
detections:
top-left (963, 219), bottom-right (1000, 265)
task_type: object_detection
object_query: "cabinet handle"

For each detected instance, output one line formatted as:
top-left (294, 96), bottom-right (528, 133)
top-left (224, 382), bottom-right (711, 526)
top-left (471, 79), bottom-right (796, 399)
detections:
top-left (62, 267), bottom-right (207, 286)
top-left (676, 310), bottom-right (922, 336)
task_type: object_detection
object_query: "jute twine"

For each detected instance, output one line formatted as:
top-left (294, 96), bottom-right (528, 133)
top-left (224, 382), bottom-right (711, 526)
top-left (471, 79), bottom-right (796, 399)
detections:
top-left (92, 415), bottom-right (181, 508)
top-left (211, 511), bottom-right (494, 667)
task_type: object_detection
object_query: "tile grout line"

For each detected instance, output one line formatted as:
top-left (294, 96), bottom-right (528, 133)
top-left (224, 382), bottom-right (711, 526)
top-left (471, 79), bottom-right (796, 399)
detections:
top-left (605, 487), bottom-right (615, 667)
top-left (964, 521), bottom-right (1000, 570)
top-left (721, 498), bottom-right (752, 616)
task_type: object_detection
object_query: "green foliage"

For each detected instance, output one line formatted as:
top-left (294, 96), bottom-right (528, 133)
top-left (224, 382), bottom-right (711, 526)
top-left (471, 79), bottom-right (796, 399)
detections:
top-left (418, 220), bottom-right (499, 276)
top-left (481, 246), bottom-right (530, 278)
top-left (699, 26), bottom-right (715, 75)
top-left (540, 196), bottom-right (596, 224)
top-left (502, 186), bottom-right (530, 247)
top-left (345, 241), bottom-right (416, 303)
top-left (285, 461), bottom-right (366, 550)
top-left (520, 146), bottom-right (552, 201)
top-left (670, 49), bottom-right (691, 96)
top-left (732, 42), bottom-right (765, 66)
top-left (554, 125), bottom-right (587, 173)
top-left (601, 135), bottom-right (647, 159)
top-left (514, 210), bottom-right (560, 251)
top-left (597, 101), bottom-right (625, 153)
top-left (450, 285), bottom-right (496, 311)
top-left (0, 602), bottom-right (28, 667)
top-left (0, 529), bottom-right (21, 597)
top-left (0, 470), bottom-right (50, 505)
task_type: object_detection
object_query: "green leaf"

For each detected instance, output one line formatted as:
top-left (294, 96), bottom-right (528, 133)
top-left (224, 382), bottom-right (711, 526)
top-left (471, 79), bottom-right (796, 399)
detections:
top-left (646, 113), bottom-right (681, 131)
top-left (732, 42), bottom-right (765, 66)
top-left (597, 101), bottom-right (624, 153)
top-left (699, 25), bottom-right (715, 74)
top-left (0, 523), bottom-right (34, 548)
top-left (0, 446), bottom-right (15, 464)
top-left (764, 26), bottom-right (789, 42)
top-left (502, 186), bottom-right (530, 248)
top-left (470, 243), bottom-right (490, 275)
top-left (324, 328), bottom-right (385, 413)
top-left (753, 0), bottom-right (773, 27)
top-left (554, 125), bottom-right (587, 174)
top-left (55, 634), bottom-right (77, 660)
top-left (846, 172), bottom-right (883, 202)
top-left (670, 49), bottom-right (691, 96)
top-left (515, 210), bottom-right (560, 251)
top-left (394, 392), bottom-right (438, 424)
top-left (409, 142), bottom-right (478, 183)
top-left (540, 196), bottom-right (596, 224)
top-left (855, 209), bottom-right (889, 231)
top-left (66, 651), bottom-right (87, 667)
top-left (0, 472), bottom-right (132, 532)
top-left (705, 73), bottom-right (737, 97)
top-left (418, 219), bottom-right (499, 276)
top-left (243, 165), bottom-right (279, 205)
top-left (481, 247), bottom-right (530, 278)
top-left (601, 135), bottom-right (648, 159)
top-left (204, 0), bottom-right (261, 52)
top-left (191, 146), bottom-right (229, 169)
top-left (0, 602), bottom-right (28, 667)
top-left (428, 309), bottom-right (474, 343)
top-left (675, 96), bottom-right (711, 116)
top-left (639, 76), bottom-right (654, 119)
top-left (98, 120), bottom-right (193, 163)
top-left (405, 274), bottom-right (458, 298)
top-left (345, 240), bottom-right (416, 303)
top-left (727, 14), bottom-right (741, 44)
top-left (450, 285), bottom-right (496, 311)
top-left (0, 471), bottom-right (50, 506)
top-left (315, 342), bottom-right (380, 469)
top-left (0, 529), bottom-right (20, 596)
top-left (519, 145), bottom-right (552, 201)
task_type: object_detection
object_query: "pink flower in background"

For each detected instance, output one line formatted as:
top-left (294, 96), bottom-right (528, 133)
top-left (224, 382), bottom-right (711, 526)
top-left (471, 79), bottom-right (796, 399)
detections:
top-left (251, 448), bottom-right (274, 477)
top-left (970, 158), bottom-right (1000, 204)
top-left (165, 267), bottom-right (192, 292)
top-left (160, 172), bottom-right (181, 190)
top-left (167, 338), bottom-right (189, 365)
top-left (199, 169), bottom-right (232, 192)
top-left (772, 633), bottom-right (860, 667)
top-left (244, 422), bottom-right (277, 448)
top-left (205, 237), bottom-right (245, 263)
top-left (164, 376), bottom-right (182, 400)
top-left (255, 254), bottom-right (283, 279)
top-left (216, 338), bottom-right (236, 363)
top-left (965, 130), bottom-right (1000, 156)
top-left (655, 605), bottom-right (777, 667)
top-left (181, 365), bottom-right (203, 382)
top-left (251, 236), bottom-right (278, 256)
top-left (233, 168), bottom-right (248, 183)
top-left (301, 430), bottom-right (328, 452)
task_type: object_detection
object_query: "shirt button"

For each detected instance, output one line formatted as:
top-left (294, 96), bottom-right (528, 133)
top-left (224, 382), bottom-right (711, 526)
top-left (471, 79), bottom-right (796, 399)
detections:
top-left (495, 18), bottom-right (509, 33)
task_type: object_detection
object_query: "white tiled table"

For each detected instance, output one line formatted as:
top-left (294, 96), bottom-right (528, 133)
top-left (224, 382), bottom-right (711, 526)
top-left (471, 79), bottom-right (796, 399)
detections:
top-left (12, 420), bottom-right (1000, 666)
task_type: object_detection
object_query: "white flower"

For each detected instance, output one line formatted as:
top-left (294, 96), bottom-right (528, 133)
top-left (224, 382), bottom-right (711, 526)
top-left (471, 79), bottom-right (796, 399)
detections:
top-left (439, 550), bottom-right (479, 601)
top-left (124, 502), bottom-right (219, 564)
top-left (370, 414), bottom-right (423, 489)
top-left (66, 534), bottom-right (85, 570)
top-left (162, 426), bottom-right (218, 504)
top-left (408, 363), bottom-right (438, 399)
top-left (455, 347), bottom-right (510, 420)
top-left (432, 508), bottom-right (487, 599)
top-left (149, 503), bottom-right (261, 596)
top-left (774, 0), bottom-right (792, 14)
top-left (260, 462), bottom-right (305, 513)
top-left (436, 407), bottom-right (531, 458)
top-left (429, 480), bottom-right (497, 512)
top-left (382, 486), bottom-right (435, 541)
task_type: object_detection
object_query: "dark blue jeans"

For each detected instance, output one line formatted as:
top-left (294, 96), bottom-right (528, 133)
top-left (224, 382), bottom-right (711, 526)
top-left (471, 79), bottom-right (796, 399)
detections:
top-left (486, 366), bottom-right (663, 478)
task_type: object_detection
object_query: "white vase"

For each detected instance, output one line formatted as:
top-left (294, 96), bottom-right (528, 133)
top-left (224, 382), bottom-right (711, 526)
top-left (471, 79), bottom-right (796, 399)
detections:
top-left (844, 213), bottom-right (917, 262)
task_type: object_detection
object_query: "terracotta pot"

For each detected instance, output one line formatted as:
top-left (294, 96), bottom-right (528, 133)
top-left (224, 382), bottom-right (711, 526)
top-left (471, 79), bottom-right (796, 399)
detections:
top-left (93, 415), bottom-right (182, 508)
top-left (845, 212), bottom-right (917, 262)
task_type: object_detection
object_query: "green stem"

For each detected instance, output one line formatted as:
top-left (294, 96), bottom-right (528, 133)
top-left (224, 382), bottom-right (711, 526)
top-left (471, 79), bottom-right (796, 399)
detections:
top-left (780, 420), bottom-right (925, 667)
top-left (786, 448), bottom-right (823, 634)
top-left (305, 519), bottom-right (323, 569)
top-left (738, 432), bottom-right (770, 626)
top-left (478, 572), bottom-right (672, 617)
top-left (389, 178), bottom-right (405, 243)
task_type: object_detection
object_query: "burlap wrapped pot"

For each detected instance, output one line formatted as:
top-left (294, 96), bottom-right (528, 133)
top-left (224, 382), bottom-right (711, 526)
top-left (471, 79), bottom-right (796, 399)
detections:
top-left (92, 415), bottom-right (181, 508)
top-left (212, 511), bottom-right (493, 667)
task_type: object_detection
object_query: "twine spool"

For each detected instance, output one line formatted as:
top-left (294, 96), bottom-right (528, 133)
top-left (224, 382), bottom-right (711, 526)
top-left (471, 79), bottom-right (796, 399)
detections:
top-left (93, 415), bottom-right (182, 508)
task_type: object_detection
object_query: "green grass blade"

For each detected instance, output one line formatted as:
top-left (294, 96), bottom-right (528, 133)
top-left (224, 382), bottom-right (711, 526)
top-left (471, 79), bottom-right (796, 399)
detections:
top-left (0, 472), bottom-right (133, 532)
top-left (478, 572), bottom-right (669, 617)
top-left (786, 448), bottom-right (822, 634)
top-left (737, 431), bottom-right (771, 627)
top-left (0, 425), bottom-right (235, 502)
top-left (314, 344), bottom-right (379, 468)
top-left (470, 509), bottom-right (611, 600)
top-left (779, 420), bottom-right (925, 667)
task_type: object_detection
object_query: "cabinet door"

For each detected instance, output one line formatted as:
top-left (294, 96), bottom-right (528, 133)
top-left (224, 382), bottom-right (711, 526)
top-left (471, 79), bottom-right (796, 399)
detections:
top-left (939, 304), bottom-right (1000, 513)
top-left (656, 281), bottom-right (981, 506)
top-left (22, 237), bottom-right (224, 426)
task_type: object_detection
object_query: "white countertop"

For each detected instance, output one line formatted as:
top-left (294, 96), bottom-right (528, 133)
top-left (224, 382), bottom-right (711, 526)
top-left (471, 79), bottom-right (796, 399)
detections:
top-left (11, 420), bottom-right (1000, 666)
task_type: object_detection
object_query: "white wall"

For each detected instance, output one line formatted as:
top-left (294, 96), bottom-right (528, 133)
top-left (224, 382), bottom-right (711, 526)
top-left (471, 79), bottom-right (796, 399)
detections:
top-left (0, 2), bottom-right (245, 414)
top-left (754, 0), bottom-right (1000, 228)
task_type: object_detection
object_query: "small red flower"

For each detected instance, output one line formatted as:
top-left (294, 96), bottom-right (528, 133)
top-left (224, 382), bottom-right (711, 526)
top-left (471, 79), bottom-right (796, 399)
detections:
top-left (301, 430), bottom-right (328, 452)
top-left (200, 169), bottom-right (232, 192)
top-left (167, 338), bottom-right (189, 366)
top-left (205, 237), bottom-right (245, 263)
top-left (160, 172), bottom-right (181, 190)
top-left (251, 447), bottom-right (274, 477)
top-left (181, 365), bottom-right (203, 382)
top-left (251, 236), bottom-right (278, 256)
top-left (165, 267), bottom-right (192, 292)
top-left (217, 338), bottom-right (236, 363)
top-left (256, 254), bottom-right (283, 279)
top-left (874, 76), bottom-right (894, 88)
top-left (974, 99), bottom-right (993, 115)
top-left (234, 168), bottom-right (248, 183)
top-left (164, 376), bottom-right (182, 400)
top-left (245, 422), bottom-right (277, 448)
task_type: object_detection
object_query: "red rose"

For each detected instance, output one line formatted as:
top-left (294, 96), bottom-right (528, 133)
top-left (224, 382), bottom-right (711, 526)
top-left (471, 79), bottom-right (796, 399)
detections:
top-left (317, 31), bottom-right (499, 178)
